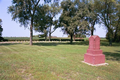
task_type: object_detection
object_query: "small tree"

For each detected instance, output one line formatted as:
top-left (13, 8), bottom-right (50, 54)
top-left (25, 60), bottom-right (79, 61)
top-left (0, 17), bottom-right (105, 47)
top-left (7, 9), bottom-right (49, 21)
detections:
top-left (34, 5), bottom-right (50, 41)
top-left (86, 1), bottom-right (99, 36)
top-left (94, 0), bottom-right (117, 46)
top-left (34, 1), bottom-right (60, 41)
top-left (45, 2), bottom-right (61, 41)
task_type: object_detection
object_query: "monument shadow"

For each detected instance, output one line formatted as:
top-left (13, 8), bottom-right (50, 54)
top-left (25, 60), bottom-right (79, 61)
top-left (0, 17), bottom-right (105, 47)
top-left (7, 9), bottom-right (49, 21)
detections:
top-left (103, 51), bottom-right (120, 62)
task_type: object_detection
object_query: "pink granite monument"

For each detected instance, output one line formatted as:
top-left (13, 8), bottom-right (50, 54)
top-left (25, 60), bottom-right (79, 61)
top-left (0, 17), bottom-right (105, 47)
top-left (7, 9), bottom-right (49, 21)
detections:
top-left (84, 35), bottom-right (105, 65)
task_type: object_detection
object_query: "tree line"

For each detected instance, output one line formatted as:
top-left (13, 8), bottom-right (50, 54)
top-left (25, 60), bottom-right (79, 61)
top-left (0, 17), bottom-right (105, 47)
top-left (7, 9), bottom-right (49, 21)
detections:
top-left (7, 0), bottom-right (120, 45)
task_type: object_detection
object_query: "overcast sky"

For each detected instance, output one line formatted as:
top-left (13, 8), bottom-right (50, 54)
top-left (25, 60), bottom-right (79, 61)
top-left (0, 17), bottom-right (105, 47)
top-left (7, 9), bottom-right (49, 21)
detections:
top-left (0, 0), bottom-right (106, 37)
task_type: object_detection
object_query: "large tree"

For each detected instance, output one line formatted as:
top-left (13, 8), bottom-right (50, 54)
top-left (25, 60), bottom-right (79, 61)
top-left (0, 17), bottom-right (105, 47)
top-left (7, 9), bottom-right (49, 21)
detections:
top-left (59, 0), bottom-right (89, 44)
top-left (94, 0), bottom-right (118, 45)
top-left (8, 0), bottom-right (52, 45)
top-left (111, 0), bottom-right (120, 42)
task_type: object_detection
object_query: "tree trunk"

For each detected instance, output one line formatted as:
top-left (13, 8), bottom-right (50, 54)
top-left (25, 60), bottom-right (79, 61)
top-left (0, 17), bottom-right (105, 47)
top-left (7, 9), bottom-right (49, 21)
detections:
top-left (73, 34), bottom-right (75, 41)
top-left (109, 35), bottom-right (112, 46)
top-left (108, 31), bottom-right (112, 46)
top-left (109, 38), bottom-right (112, 46)
top-left (91, 20), bottom-right (96, 36)
top-left (70, 34), bottom-right (73, 44)
top-left (114, 27), bottom-right (118, 42)
top-left (91, 26), bottom-right (94, 36)
top-left (45, 32), bottom-right (47, 41)
top-left (45, 36), bottom-right (47, 41)
top-left (49, 33), bottom-right (51, 41)
top-left (118, 36), bottom-right (120, 42)
top-left (49, 26), bottom-right (52, 41)
top-left (30, 18), bottom-right (33, 45)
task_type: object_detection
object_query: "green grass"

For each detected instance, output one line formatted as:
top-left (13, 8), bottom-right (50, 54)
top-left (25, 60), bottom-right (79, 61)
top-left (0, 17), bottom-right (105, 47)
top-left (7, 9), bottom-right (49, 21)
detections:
top-left (0, 41), bottom-right (120, 80)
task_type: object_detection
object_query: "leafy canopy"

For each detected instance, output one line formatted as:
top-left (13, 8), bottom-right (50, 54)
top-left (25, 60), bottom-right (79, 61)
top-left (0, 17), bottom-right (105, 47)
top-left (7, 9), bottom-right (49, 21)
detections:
top-left (59, 0), bottom-right (89, 43)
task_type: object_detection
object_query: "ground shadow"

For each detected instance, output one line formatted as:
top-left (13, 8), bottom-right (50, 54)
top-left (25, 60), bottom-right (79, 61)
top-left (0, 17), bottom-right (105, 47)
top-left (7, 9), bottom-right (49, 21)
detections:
top-left (33, 41), bottom-right (120, 47)
top-left (33, 42), bottom-right (59, 46)
top-left (115, 50), bottom-right (120, 53)
top-left (100, 42), bottom-right (109, 46)
top-left (0, 43), bottom-right (21, 46)
top-left (33, 42), bottom-right (76, 46)
top-left (33, 41), bottom-right (89, 46)
top-left (0, 40), bottom-right (120, 47)
top-left (103, 51), bottom-right (120, 62)
top-left (101, 41), bottom-right (120, 46)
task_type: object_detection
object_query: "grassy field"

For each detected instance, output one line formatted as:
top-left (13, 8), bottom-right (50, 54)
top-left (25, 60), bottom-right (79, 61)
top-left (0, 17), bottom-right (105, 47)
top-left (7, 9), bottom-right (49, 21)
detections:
top-left (0, 41), bottom-right (120, 80)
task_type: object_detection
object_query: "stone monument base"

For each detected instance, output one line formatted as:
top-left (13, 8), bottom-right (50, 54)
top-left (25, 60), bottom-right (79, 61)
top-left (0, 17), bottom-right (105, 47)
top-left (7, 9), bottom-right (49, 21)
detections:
top-left (82, 61), bottom-right (108, 66)
top-left (84, 52), bottom-right (105, 65)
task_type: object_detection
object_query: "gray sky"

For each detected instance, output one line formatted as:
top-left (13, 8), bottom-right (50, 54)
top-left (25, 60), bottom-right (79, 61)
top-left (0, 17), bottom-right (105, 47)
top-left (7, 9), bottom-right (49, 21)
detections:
top-left (0, 0), bottom-right (106, 37)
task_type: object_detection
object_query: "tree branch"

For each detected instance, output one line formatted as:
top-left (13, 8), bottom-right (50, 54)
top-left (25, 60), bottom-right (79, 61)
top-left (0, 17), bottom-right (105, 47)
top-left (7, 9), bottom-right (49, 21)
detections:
top-left (31, 0), bottom-right (36, 6)
top-left (51, 28), bottom-right (57, 34)
top-left (35, 0), bottom-right (41, 8)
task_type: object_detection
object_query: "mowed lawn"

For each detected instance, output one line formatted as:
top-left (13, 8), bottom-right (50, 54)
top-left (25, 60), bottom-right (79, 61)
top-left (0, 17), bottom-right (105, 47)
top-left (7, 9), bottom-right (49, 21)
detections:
top-left (0, 41), bottom-right (120, 80)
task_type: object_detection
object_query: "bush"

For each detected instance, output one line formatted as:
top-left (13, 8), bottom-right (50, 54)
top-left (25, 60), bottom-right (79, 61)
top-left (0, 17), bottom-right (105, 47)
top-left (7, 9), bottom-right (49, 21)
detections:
top-left (2, 37), bottom-right (84, 42)
top-left (106, 32), bottom-right (120, 42)
top-left (0, 37), bottom-right (4, 41)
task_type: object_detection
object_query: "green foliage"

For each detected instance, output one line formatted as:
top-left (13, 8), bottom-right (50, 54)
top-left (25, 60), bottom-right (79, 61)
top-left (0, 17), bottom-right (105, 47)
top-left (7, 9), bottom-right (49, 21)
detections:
top-left (8, 0), bottom-right (54, 45)
top-left (33, 35), bottom-right (39, 37)
top-left (0, 37), bottom-right (4, 41)
top-left (59, 0), bottom-right (89, 44)
top-left (7, 0), bottom-right (120, 45)
top-left (34, 5), bottom-right (50, 41)
top-left (94, 0), bottom-right (120, 45)
top-left (44, 0), bottom-right (52, 3)
top-left (75, 34), bottom-right (86, 38)
top-left (8, 0), bottom-right (31, 26)
top-left (68, 34), bottom-right (86, 38)
top-left (106, 31), bottom-right (120, 42)
top-left (47, 3), bottom-right (61, 41)
top-left (86, 1), bottom-right (99, 35)
top-left (0, 19), bottom-right (3, 38)
top-left (8, 0), bottom-right (42, 45)
top-left (34, 2), bottom-right (61, 41)
top-left (38, 34), bottom-right (46, 38)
